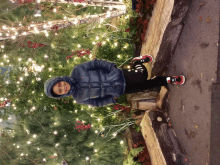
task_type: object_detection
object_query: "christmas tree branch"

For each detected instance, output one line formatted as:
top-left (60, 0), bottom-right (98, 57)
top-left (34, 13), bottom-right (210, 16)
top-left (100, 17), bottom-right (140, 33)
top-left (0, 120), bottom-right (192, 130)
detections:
top-left (33, 116), bottom-right (66, 161)
top-left (0, 156), bottom-right (7, 165)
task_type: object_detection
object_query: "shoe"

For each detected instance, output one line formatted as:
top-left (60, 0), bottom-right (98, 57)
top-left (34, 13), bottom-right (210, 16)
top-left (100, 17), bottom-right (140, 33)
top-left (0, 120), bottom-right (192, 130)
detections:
top-left (131, 54), bottom-right (154, 63)
top-left (167, 75), bottom-right (185, 85)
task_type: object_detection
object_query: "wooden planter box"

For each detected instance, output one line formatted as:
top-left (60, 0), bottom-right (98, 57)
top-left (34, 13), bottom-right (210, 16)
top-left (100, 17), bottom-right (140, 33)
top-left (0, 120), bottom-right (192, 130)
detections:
top-left (124, 126), bottom-right (152, 165)
top-left (140, 111), bottom-right (188, 165)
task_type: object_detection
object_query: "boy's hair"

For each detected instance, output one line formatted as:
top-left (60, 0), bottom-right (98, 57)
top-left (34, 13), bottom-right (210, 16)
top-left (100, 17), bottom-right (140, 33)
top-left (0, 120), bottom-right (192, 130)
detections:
top-left (51, 88), bottom-right (61, 97)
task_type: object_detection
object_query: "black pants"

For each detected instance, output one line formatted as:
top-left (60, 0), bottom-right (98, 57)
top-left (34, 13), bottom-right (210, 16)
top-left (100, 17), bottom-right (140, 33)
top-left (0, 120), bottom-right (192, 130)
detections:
top-left (122, 61), bottom-right (168, 94)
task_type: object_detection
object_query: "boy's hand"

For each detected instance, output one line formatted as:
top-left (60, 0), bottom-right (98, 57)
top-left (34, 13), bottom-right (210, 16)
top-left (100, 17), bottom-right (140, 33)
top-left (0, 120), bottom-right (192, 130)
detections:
top-left (114, 96), bottom-right (117, 101)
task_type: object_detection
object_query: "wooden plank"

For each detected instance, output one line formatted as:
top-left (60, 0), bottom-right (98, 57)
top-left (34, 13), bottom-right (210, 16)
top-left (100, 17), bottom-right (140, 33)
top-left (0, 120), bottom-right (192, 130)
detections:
top-left (131, 91), bottom-right (159, 100)
top-left (140, 111), bottom-right (167, 165)
top-left (125, 128), bottom-right (133, 151)
top-left (131, 99), bottom-right (157, 110)
top-left (156, 86), bottom-right (169, 109)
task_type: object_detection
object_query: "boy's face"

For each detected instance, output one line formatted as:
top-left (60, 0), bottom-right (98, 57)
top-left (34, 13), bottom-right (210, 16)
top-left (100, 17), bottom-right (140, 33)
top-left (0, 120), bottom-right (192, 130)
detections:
top-left (53, 81), bottom-right (70, 95)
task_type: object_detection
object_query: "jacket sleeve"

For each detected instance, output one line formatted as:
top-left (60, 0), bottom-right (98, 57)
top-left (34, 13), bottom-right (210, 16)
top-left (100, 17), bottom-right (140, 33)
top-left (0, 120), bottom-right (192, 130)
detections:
top-left (79, 95), bottom-right (117, 107)
top-left (82, 58), bottom-right (116, 72)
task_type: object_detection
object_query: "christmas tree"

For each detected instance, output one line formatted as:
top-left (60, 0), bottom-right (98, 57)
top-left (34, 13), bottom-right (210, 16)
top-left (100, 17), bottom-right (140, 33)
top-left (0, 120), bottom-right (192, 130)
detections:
top-left (0, 0), bottom-right (137, 164)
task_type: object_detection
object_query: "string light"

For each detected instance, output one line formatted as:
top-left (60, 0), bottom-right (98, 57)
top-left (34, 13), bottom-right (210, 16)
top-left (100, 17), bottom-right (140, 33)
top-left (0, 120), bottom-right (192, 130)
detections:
top-left (11, 36), bottom-right (16, 39)
top-left (34, 27), bottom-right (39, 33)
top-left (36, 77), bottom-right (41, 81)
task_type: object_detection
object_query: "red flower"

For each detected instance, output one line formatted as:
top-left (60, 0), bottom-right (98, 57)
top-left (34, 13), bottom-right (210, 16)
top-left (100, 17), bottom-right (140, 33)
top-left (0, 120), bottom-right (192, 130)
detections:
top-left (125, 28), bottom-right (130, 32)
top-left (133, 144), bottom-right (138, 148)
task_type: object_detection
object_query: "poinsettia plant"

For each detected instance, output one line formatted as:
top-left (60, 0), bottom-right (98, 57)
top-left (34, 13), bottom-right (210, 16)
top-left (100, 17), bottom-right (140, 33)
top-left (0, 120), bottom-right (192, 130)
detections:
top-left (125, 0), bottom-right (157, 55)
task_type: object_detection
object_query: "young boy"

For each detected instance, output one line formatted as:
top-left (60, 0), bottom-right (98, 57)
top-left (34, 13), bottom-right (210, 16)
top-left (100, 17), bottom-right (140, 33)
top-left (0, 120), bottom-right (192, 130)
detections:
top-left (44, 55), bottom-right (185, 107)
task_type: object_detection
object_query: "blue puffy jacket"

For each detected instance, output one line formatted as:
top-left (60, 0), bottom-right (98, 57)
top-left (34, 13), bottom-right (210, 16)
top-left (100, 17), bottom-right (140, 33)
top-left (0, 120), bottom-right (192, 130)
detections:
top-left (70, 58), bottom-right (126, 107)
